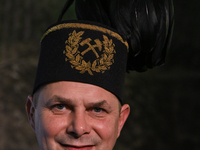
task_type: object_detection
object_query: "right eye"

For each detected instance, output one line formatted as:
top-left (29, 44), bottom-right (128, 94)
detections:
top-left (51, 104), bottom-right (70, 115)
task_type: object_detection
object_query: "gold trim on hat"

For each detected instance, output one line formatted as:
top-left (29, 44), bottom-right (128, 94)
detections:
top-left (41, 23), bottom-right (129, 49)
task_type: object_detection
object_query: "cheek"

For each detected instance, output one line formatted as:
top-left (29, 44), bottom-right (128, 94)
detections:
top-left (92, 116), bottom-right (119, 142)
top-left (35, 110), bottom-right (66, 140)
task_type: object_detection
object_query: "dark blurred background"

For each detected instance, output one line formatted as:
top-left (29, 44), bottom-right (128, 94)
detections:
top-left (0, 0), bottom-right (199, 150)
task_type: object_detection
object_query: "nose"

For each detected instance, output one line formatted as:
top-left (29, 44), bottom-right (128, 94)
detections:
top-left (66, 110), bottom-right (91, 138)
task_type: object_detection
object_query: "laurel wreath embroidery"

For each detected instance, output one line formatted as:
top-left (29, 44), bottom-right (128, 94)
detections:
top-left (63, 30), bottom-right (116, 75)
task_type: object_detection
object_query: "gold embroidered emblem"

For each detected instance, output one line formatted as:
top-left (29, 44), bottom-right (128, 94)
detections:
top-left (63, 30), bottom-right (116, 75)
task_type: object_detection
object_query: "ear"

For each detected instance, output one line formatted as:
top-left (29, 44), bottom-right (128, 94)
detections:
top-left (25, 95), bottom-right (36, 132)
top-left (117, 104), bottom-right (130, 137)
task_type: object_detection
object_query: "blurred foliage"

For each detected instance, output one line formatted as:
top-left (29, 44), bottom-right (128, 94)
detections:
top-left (0, 0), bottom-right (199, 150)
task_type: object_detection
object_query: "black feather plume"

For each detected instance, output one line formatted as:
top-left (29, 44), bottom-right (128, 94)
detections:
top-left (109, 0), bottom-right (174, 72)
top-left (59, 0), bottom-right (174, 72)
top-left (75, 0), bottom-right (111, 26)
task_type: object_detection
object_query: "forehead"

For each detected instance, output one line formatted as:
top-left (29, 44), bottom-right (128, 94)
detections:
top-left (38, 81), bottom-right (119, 107)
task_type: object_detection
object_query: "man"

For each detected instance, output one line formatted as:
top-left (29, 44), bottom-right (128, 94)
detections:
top-left (26, 0), bottom-right (174, 149)
top-left (26, 20), bottom-right (130, 150)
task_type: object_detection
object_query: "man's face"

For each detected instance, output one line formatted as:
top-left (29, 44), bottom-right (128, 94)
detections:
top-left (26, 81), bottom-right (130, 150)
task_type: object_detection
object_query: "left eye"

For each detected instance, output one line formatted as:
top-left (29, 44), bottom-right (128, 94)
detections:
top-left (55, 104), bottom-right (65, 110)
top-left (93, 107), bottom-right (103, 113)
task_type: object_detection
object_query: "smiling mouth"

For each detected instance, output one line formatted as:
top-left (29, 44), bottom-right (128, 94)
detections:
top-left (60, 143), bottom-right (94, 150)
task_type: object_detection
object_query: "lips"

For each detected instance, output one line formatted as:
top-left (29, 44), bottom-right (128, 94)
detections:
top-left (60, 143), bottom-right (94, 150)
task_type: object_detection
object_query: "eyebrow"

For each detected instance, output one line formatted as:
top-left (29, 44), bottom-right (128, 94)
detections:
top-left (45, 95), bottom-right (73, 107)
top-left (86, 100), bottom-right (112, 110)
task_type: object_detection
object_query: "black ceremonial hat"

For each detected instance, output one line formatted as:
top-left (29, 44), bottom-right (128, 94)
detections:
top-left (33, 20), bottom-right (128, 103)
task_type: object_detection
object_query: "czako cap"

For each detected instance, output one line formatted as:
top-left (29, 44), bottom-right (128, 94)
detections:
top-left (33, 20), bottom-right (129, 103)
